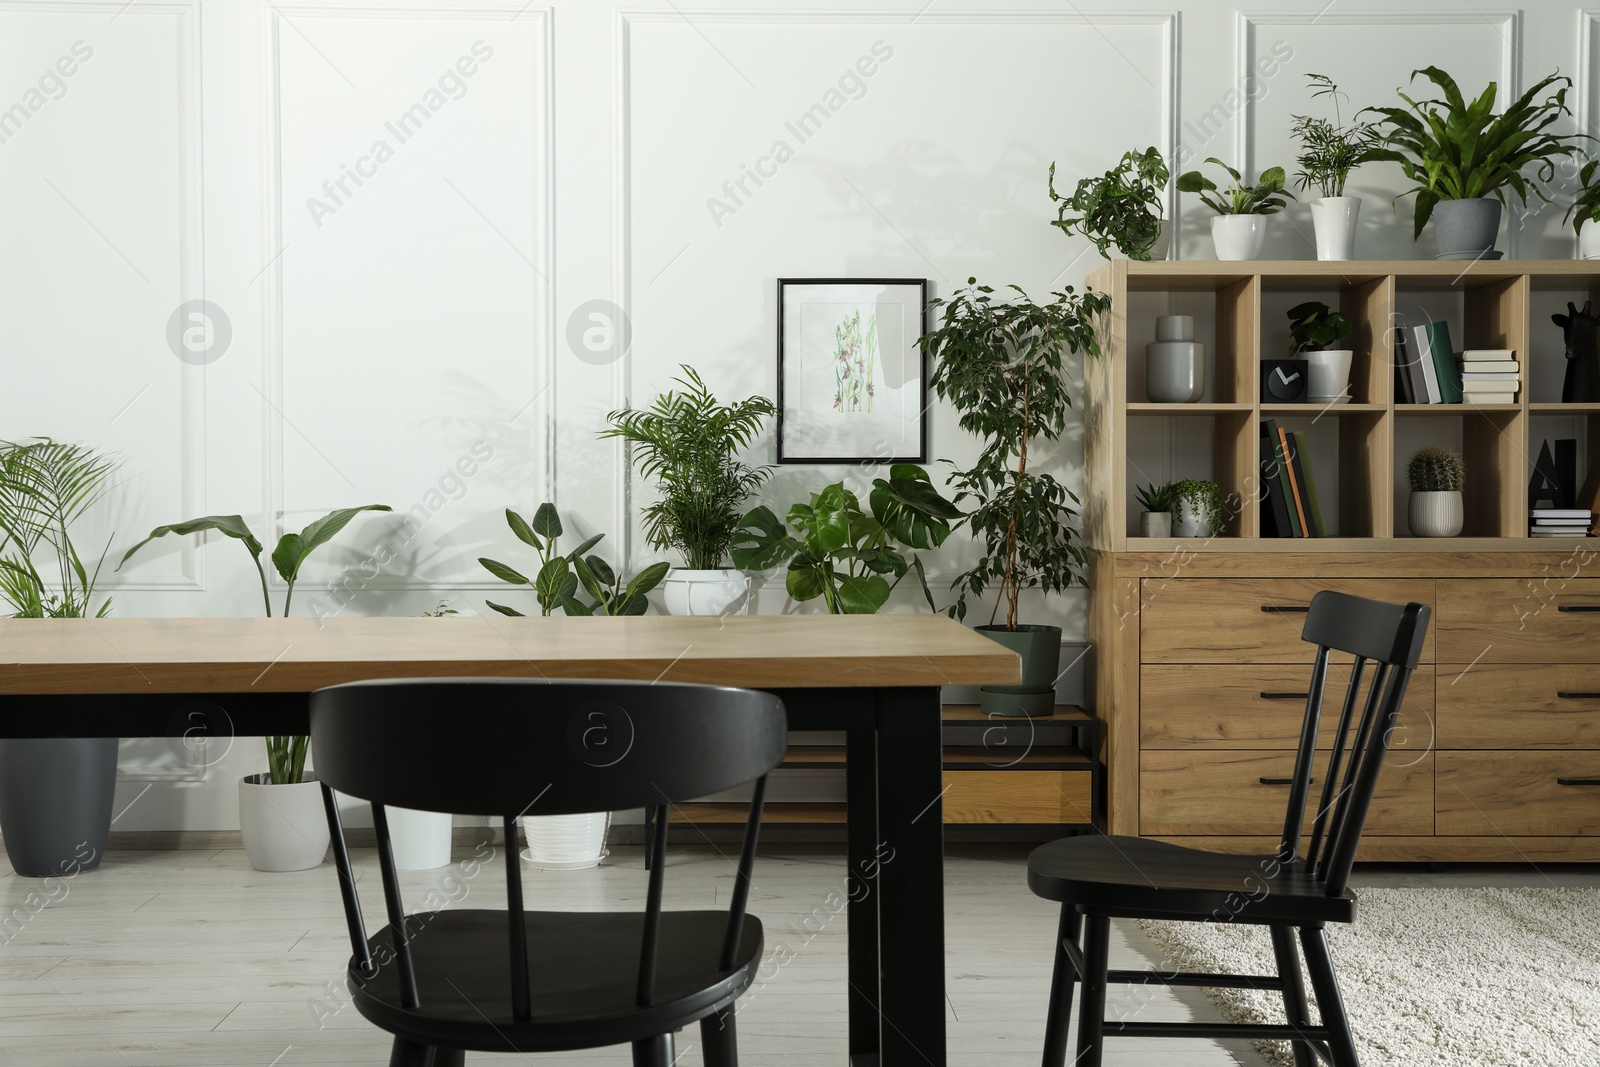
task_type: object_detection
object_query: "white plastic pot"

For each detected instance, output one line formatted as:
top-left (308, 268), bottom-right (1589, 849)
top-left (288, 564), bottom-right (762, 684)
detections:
top-left (239, 774), bottom-right (329, 872)
top-left (1310, 196), bottom-right (1360, 260)
top-left (1580, 221), bottom-right (1600, 260)
top-left (385, 807), bottom-right (453, 870)
top-left (522, 812), bottom-right (610, 870)
top-left (660, 568), bottom-right (749, 616)
top-left (1210, 215), bottom-right (1265, 260)
top-left (1307, 350), bottom-right (1354, 402)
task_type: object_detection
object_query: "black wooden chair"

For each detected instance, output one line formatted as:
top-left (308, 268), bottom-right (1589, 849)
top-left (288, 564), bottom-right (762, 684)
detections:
top-left (309, 678), bottom-right (787, 1067)
top-left (1028, 590), bottom-right (1430, 1067)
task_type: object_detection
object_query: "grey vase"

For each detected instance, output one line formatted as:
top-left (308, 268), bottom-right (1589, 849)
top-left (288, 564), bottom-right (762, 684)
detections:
top-left (975, 624), bottom-right (1061, 717)
top-left (0, 738), bottom-right (116, 877)
top-left (1432, 198), bottom-right (1502, 257)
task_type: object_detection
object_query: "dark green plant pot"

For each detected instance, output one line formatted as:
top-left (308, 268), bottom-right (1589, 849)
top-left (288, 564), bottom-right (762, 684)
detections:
top-left (0, 738), bottom-right (116, 877)
top-left (975, 624), bottom-right (1060, 717)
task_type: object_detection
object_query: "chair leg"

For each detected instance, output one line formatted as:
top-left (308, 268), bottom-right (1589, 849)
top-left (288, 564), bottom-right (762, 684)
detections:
top-left (632, 1032), bottom-right (675, 1067)
top-left (1300, 926), bottom-right (1360, 1067)
top-left (1269, 925), bottom-right (1316, 1067)
top-left (1074, 913), bottom-right (1111, 1067)
top-left (1041, 904), bottom-right (1082, 1066)
top-left (701, 1006), bottom-right (738, 1067)
top-left (643, 817), bottom-right (655, 870)
top-left (430, 1049), bottom-right (465, 1067)
top-left (387, 1038), bottom-right (433, 1067)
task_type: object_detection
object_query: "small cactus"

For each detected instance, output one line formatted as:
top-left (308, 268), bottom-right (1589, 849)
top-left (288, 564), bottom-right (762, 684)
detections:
top-left (1407, 446), bottom-right (1465, 492)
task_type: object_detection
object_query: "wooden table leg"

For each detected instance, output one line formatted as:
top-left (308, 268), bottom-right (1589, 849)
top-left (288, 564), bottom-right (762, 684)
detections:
top-left (846, 717), bottom-right (880, 1063)
top-left (873, 686), bottom-right (946, 1066)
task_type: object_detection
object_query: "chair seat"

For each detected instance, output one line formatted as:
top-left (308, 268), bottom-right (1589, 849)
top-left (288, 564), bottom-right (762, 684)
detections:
top-left (1027, 835), bottom-right (1356, 925)
top-left (349, 909), bottom-right (763, 1052)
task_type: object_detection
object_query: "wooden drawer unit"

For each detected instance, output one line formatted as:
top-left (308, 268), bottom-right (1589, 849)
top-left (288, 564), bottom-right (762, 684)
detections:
top-left (943, 770), bottom-right (1093, 824)
top-left (1438, 578), bottom-right (1600, 663)
top-left (1437, 664), bottom-right (1600, 749)
top-left (1437, 752), bottom-right (1600, 836)
top-left (1140, 750), bottom-right (1434, 837)
top-left (1141, 664), bottom-right (1433, 749)
top-left (1141, 579), bottom-right (1435, 663)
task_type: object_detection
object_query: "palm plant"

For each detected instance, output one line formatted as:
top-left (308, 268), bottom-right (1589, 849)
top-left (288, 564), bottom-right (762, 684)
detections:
top-left (0, 439), bottom-right (120, 619)
top-left (1362, 67), bottom-right (1582, 238)
top-left (601, 366), bottom-right (776, 570)
top-left (1291, 74), bottom-right (1382, 198)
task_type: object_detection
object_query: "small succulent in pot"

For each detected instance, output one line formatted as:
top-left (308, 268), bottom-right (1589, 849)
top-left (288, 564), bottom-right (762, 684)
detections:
top-left (1176, 158), bottom-right (1293, 215)
top-left (1049, 147), bottom-right (1170, 261)
top-left (1135, 480), bottom-right (1178, 537)
top-left (1407, 446), bottom-right (1465, 493)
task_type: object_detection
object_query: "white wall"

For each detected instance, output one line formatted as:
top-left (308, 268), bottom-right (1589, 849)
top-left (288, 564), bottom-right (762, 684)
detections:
top-left (0, 0), bottom-right (1589, 830)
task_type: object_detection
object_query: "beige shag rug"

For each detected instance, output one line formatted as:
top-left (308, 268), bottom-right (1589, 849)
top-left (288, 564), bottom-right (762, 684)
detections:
top-left (1138, 888), bottom-right (1600, 1067)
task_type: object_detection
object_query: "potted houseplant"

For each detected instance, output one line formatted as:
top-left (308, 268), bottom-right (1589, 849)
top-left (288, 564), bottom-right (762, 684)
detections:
top-left (1291, 74), bottom-right (1381, 260)
top-left (1407, 446), bottom-right (1465, 537)
top-left (1171, 479), bottom-right (1225, 537)
top-left (1287, 300), bottom-right (1354, 403)
top-left (0, 439), bottom-right (121, 877)
top-left (1048, 146), bottom-right (1171, 260)
top-left (921, 279), bottom-right (1112, 716)
top-left (602, 366), bottom-right (774, 616)
top-left (1135, 481), bottom-right (1176, 537)
top-left (1566, 160), bottom-right (1600, 260)
top-left (377, 601), bottom-right (461, 871)
top-left (119, 504), bottom-right (390, 872)
top-left (1176, 158), bottom-right (1292, 260)
top-left (731, 465), bottom-right (960, 613)
top-left (1364, 67), bottom-right (1580, 258)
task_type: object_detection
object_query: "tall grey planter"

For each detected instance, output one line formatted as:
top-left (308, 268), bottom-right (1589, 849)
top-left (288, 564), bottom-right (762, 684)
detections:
top-left (975, 624), bottom-right (1061, 717)
top-left (1432, 198), bottom-right (1502, 257)
top-left (0, 738), bottom-right (116, 877)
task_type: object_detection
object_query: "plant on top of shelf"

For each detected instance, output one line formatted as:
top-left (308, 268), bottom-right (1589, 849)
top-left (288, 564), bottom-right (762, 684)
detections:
top-left (1291, 74), bottom-right (1383, 260)
top-left (1362, 67), bottom-right (1582, 257)
top-left (1048, 147), bottom-right (1170, 261)
top-left (1286, 301), bottom-right (1352, 356)
top-left (1171, 479), bottom-right (1225, 538)
top-left (1176, 158), bottom-right (1292, 261)
top-left (1406, 446), bottom-right (1465, 538)
top-left (479, 502), bottom-right (668, 617)
top-left (731, 465), bottom-right (961, 615)
top-left (1566, 160), bottom-right (1600, 259)
top-left (1135, 480), bottom-right (1177, 538)
top-left (920, 278), bottom-right (1110, 716)
top-left (601, 365), bottom-right (775, 615)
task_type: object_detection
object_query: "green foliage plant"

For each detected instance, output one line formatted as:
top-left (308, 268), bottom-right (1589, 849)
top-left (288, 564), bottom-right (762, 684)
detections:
top-left (0, 438), bottom-right (121, 619)
top-left (1565, 159), bottom-right (1600, 235)
top-left (1048, 147), bottom-right (1170, 260)
top-left (920, 279), bottom-right (1112, 629)
top-left (1176, 158), bottom-right (1293, 215)
top-left (479, 503), bottom-right (668, 617)
top-left (1291, 74), bottom-right (1382, 198)
top-left (1287, 300), bottom-right (1353, 356)
top-left (1172, 479), bottom-right (1225, 537)
top-left (1135, 481), bottom-right (1178, 514)
top-left (1407, 446), bottom-right (1465, 492)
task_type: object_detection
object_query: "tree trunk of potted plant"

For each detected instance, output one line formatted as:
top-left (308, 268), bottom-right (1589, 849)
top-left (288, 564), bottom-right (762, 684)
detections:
top-left (0, 738), bottom-right (116, 877)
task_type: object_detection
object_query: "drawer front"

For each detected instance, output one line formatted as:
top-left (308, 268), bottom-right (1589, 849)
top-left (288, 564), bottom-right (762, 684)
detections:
top-left (1140, 750), bottom-right (1433, 837)
top-left (1436, 752), bottom-right (1600, 836)
top-left (1141, 664), bottom-right (1433, 750)
top-left (942, 770), bottom-right (1093, 825)
top-left (1437, 664), bottom-right (1600, 749)
top-left (1141, 579), bottom-right (1435, 663)
top-left (1438, 578), bottom-right (1600, 663)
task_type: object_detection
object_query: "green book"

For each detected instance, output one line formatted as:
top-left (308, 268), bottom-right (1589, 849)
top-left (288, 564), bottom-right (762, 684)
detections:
top-left (1424, 321), bottom-right (1462, 404)
top-left (1261, 419), bottom-right (1301, 537)
top-left (1291, 429), bottom-right (1328, 537)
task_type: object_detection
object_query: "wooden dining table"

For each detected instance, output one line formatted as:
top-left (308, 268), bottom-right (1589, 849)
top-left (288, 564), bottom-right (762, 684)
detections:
top-left (0, 613), bottom-right (1019, 1066)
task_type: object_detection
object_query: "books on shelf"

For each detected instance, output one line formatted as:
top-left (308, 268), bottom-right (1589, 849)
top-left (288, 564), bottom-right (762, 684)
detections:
top-left (1529, 508), bottom-right (1595, 537)
top-left (1259, 419), bottom-right (1327, 538)
top-left (1459, 348), bottom-right (1521, 406)
top-left (1414, 322), bottom-right (1462, 404)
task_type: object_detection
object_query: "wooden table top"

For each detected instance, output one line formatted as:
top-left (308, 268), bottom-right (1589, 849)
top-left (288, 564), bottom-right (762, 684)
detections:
top-left (0, 614), bottom-right (1022, 694)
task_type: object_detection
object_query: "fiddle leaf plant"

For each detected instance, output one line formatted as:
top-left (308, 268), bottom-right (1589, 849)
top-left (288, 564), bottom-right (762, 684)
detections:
top-left (730, 465), bottom-right (961, 615)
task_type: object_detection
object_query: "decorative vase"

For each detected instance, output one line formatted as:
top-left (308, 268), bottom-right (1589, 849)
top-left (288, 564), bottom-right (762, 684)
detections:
top-left (385, 806), bottom-right (452, 870)
top-left (1140, 512), bottom-right (1172, 537)
top-left (0, 738), bottom-right (116, 877)
top-left (1145, 315), bottom-right (1204, 402)
top-left (660, 568), bottom-right (749, 616)
top-left (522, 812), bottom-right (610, 870)
top-left (973, 624), bottom-right (1061, 717)
top-left (1173, 495), bottom-right (1218, 537)
top-left (1309, 196), bottom-right (1360, 260)
top-left (1210, 215), bottom-right (1266, 260)
top-left (1408, 490), bottom-right (1464, 537)
top-left (239, 773), bottom-right (330, 873)
top-left (1579, 221), bottom-right (1600, 260)
top-left (1432, 198), bottom-right (1502, 258)
top-left (1307, 349), bottom-right (1354, 402)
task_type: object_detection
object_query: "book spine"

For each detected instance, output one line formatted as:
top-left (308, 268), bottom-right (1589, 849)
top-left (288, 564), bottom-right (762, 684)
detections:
top-left (1259, 426), bottom-right (1292, 537)
top-left (1278, 426), bottom-right (1310, 537)
top-left (1291, 429), bottom-right (1327, 537)
top-left (1414, 324), bottom-right (1442, 403)
top-left (1428, 321), bottom-right (1463, 403)
top-left (1263, 420), bottom-right (1300, 537)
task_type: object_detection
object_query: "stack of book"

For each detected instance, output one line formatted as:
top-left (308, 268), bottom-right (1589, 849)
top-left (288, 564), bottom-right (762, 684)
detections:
top-left (1259, 419), bottom-right (1328, 537)
top-left (1529, 508), bottom-right (1594, 537)
top-left (1394, 320), bottom-right (1461, 404)
top-left (1460, 349), bottom-right (1520, 405)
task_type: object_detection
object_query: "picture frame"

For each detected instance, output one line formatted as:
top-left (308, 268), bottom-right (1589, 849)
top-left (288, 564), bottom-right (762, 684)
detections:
top-left (776, 278), bottom-right (929, 464)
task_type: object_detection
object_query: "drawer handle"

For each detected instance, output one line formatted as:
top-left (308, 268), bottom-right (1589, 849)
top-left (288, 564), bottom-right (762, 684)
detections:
top-left (1260, 605), bottom-right (1311, 614)
top-left (1556, 692), bottom-right (1600, 700)
top-left (1557, 604), bottom-right (1600, 613)
top-left (1556, 777), bottom-right (1600, 786)
top-left (1260, 691), bottom-right (1310, 701)
top-left (1259, 776), bottom-right (1312, 786)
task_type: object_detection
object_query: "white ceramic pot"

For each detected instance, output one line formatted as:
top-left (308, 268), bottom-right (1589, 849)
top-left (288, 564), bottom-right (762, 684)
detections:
top-left (660, 568), bottom-right (749, 616)
top-left (1580, 220), bottom-right (1600, 260)
top-left (522, 812), bottom-right (610, 870)
top-left (385, 806), bottom-right (452, 870)
top-left (1173, 496), bottom-right (1218, 538)
top-left (1309, 196), bottom-right (1361, 260)
top-left (1211, 215), bottom-right (1266, 261)
top-left (239, 774), bottom-right (330, 873)
top-left (1408, 490), bottom-right (1464, 538)
top-left (1140, 512), bottom-right (1172, 537)
top-left (1307, 349), bottom-right (1354, 401)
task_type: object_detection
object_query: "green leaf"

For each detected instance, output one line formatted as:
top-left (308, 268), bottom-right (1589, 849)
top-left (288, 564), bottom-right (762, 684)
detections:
top-left (616, 593), bottom-right (651, 616)
top-left (531, 502), bottom-right (562, 540)
top-left (568, 533), bottom-right (604, 559)
top-left (272, 504), bottom-right (392, 582)
top-left (535, 557), bottom-right (570, 601)
top-left (505, 508), bottom-right (542, 550)
top-left (785, 563), bottom-right (828, 603)
top-left (485, 600), bottom-right (525, 617)
top-left (118, 514), bottom-right (262, 570)
top-left (624, 560), bottom-right (671, 600)
top-left (270, 533), bottom-right (304, 583)
top-left (836, 575), bottom-right (891, 614)
top-left (572, 554), bottom-right (609, 605)
top-left (559, 595), bottom-right (593, 616)
top-left (583, 554), bottom-right (616, 589)
top-left (731, 506), bottom-right (800, 570)
top-left (479, 557), bottom-right (530, 585)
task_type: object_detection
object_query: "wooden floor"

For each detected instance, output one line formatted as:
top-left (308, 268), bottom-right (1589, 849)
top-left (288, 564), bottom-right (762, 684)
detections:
top-left (4, 842), bottom-right (1585, 1066)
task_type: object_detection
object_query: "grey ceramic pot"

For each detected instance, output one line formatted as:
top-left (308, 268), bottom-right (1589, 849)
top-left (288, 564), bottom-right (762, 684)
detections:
top-left (0, 738), bottom-right (116, 877)
top-left (1432, 198), bottom-right (1502, 257)
top-left (975, 624), bottom-right (1060, 717)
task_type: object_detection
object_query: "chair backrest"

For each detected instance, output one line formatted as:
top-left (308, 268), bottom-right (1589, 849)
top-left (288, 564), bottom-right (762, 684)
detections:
top-left (1277, 591), bottom-right (1430, 896)
top-left (310, 678), bottom-right (787, 1018)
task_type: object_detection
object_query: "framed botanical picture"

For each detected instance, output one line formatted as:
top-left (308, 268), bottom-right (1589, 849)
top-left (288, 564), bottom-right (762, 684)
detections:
top-left (777, 278), bottom-right (929, 464)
